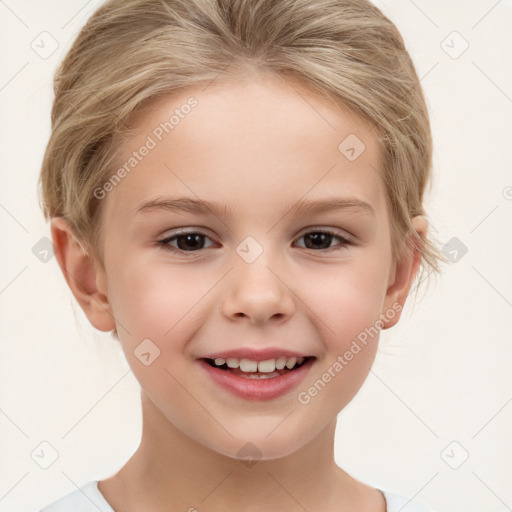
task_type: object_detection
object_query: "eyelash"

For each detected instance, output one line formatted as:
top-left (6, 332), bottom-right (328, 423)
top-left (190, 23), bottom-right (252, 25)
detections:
top-left (157, 229), bottom-right (354, 255)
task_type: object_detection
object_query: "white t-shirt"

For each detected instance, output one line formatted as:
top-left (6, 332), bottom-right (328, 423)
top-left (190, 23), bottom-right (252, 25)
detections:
top-left (37, 480), bottom-right (437, 511)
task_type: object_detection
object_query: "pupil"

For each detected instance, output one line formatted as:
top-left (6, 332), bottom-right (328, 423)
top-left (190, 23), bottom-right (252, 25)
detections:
top-left (177, 234), bottom-right (204, 251)
top-left (305, 232), bottom-right (331, 250)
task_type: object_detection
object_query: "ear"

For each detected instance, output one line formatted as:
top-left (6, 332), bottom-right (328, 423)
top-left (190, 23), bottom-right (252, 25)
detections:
top-left (381, 215), bottom-right (427, 329)
top-left (50, 217), bottom-right (116, 332)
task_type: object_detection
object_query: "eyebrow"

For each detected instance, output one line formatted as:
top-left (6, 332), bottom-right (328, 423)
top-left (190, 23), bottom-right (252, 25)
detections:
top-left (136, 196), bottom-right (375, 218)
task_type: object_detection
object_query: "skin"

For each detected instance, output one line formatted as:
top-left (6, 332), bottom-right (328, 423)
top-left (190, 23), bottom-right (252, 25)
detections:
top-left (51, 69), bottom-right (427, 511)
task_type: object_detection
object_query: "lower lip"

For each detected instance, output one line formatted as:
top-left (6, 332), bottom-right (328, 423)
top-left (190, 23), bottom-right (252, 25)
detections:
top-left (197, 358), bottom-right (315, 401)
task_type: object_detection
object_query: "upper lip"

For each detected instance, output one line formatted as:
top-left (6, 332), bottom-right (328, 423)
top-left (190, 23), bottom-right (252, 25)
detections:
top-left (198, 347), bottom-right (314, 362)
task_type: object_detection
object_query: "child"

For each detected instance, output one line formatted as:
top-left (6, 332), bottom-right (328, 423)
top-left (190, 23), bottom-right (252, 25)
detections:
top-left (37, 0), bottom-right (445, 510)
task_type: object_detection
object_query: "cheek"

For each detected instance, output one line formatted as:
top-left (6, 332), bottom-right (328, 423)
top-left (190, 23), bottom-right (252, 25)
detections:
top-left (299, 258), bottom-right (387, 346)
top-left (294, 260), bottom-right (386, 404)
top-left (107, 262), bottom-right (206, 400)
top-left (108, 260), bottom-right (218, 348)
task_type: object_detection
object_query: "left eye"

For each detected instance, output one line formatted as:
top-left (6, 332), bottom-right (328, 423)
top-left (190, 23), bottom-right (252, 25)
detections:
top-left (158, 231), bottom-right (215, 252)
top-left (295, 230), bottom-right (353, 251)
top-left (157, 229), bottom-right (353, 254)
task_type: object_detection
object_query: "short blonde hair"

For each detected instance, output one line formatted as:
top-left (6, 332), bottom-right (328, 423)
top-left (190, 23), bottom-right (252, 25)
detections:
top-left (39, 0), bottom-right (446, 296)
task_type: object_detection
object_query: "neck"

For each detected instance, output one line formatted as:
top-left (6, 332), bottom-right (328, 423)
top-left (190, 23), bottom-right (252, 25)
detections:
top-left (99, 390), bottom-right (381, 511)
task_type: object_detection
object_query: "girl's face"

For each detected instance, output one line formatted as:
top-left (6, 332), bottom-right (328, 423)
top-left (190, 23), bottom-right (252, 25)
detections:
top-left (88, 71), bottom-right (422, 460)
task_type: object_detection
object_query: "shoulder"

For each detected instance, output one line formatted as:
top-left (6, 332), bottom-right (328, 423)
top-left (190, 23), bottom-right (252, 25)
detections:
top-left (382, 489), bottom-right (437, 512)
top-left (37, 480), bottom-right (114, 512)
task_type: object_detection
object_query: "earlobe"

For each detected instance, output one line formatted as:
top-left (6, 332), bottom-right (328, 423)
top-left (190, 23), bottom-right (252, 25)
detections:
top-left (381, 216), bottom-right (427, 329)
top-left (50, 217), bottom-right (116, 332)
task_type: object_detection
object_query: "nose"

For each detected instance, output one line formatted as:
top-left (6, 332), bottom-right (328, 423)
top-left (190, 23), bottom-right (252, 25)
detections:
top-left (221, 255), bottom-right (296, 325)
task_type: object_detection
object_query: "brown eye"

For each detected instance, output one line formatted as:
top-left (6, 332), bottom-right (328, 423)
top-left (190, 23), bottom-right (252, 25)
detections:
top-left (295, 230), bottom-right (353, 251)
top-left (158, 231), bottom-right (214, 253)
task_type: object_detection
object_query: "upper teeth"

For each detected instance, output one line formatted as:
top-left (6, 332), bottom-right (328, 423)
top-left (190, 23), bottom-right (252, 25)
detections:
top-left (213, 356), bottom-right (305, 373)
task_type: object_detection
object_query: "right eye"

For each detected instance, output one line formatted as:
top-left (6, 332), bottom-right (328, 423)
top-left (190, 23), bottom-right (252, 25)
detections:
top-left (157, 230), bottom-right (216, 253)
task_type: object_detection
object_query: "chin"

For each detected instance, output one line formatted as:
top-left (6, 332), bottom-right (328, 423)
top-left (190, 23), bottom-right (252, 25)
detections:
top-left (206, 426), bottom-right (314, 464)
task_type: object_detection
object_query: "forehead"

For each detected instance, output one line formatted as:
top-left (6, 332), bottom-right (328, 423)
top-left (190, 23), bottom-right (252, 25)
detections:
top-left (106, 70), bottom-right (387, 223)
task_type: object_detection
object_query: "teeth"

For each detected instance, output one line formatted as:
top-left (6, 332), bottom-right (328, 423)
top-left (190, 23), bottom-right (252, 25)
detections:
top-left (239, 359), bottom-right (258, 372)
top-left (211, 356), bottom-right (306, 373)
top-left (285, 357), bottom-right (297, 369)
top-left (257, 359), bottom-right (276, 373)
top-left (226, 358), bottom-right (239, 368)
top-left (275, 356), bottom-right (287, 370)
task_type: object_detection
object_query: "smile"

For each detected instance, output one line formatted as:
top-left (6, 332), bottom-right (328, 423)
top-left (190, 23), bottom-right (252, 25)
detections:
top-left (204, 356), bottom-right (310, 377)
top-left (198, 356), bottom-right (316, 400)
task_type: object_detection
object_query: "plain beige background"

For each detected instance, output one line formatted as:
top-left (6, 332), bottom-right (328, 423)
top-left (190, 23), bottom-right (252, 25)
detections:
top-left (0, 1), bottom-right (511, 511)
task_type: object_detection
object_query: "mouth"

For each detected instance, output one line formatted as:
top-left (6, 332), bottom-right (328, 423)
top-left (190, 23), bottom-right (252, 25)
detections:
top-left (201, 355), bottom-right (314, 379)
top-left (197, 355), bottom-right (316, 401)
